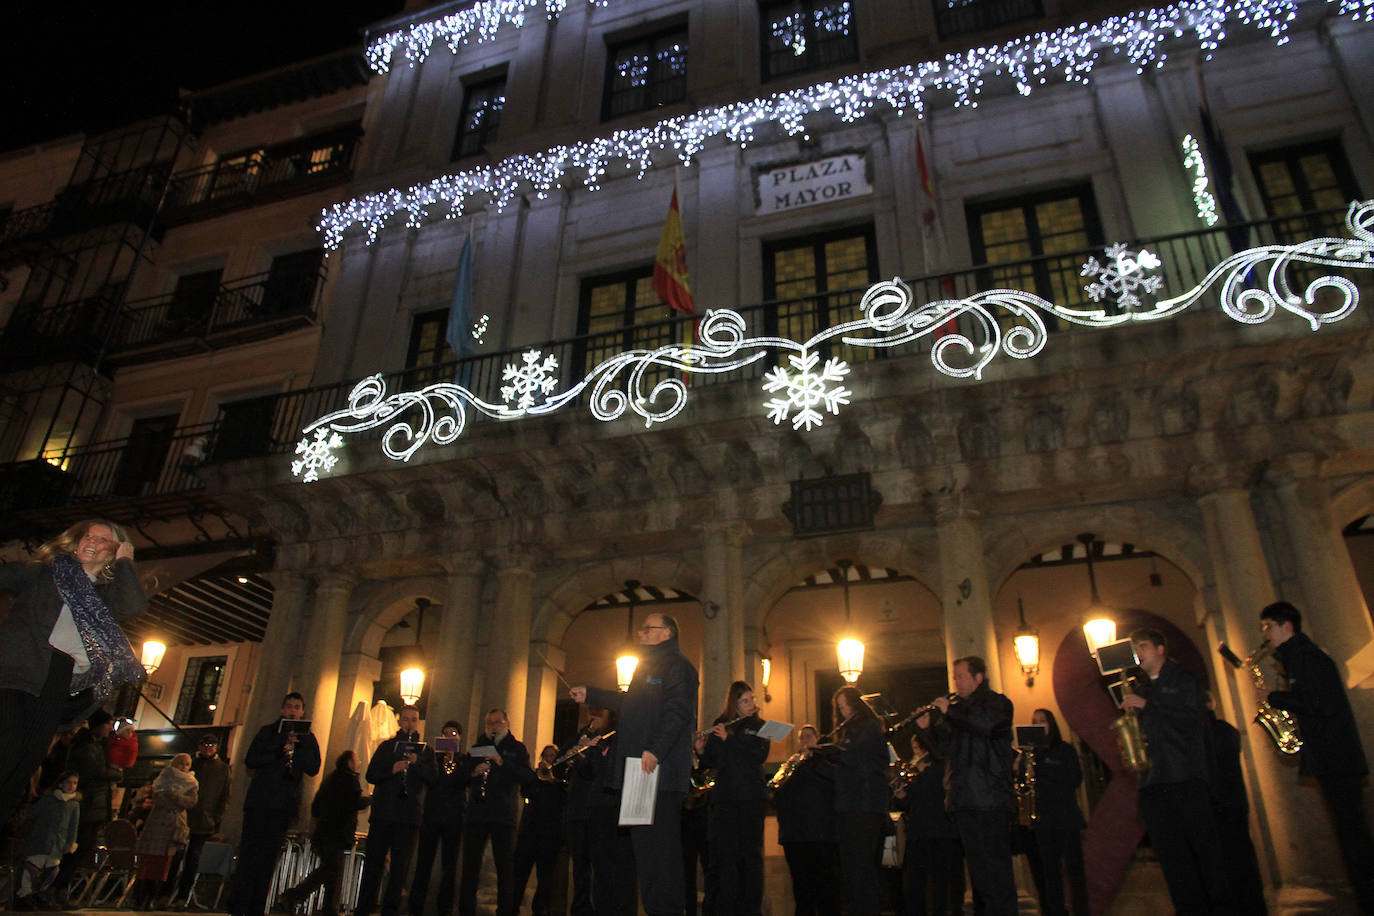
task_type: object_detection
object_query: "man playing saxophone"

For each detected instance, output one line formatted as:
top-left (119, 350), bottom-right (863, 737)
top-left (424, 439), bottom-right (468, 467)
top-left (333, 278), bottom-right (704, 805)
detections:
top-left (1121, 628), bottom-right (1229, 914)
top-left (1256, 601), bottom-right (1374, 913)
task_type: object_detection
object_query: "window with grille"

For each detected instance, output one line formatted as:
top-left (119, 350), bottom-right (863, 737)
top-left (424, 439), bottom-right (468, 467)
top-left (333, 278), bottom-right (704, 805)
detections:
top-left (762, 225), bottom-right (878, 361)
top-left (604, 26), bottom-right (689, 120)
top-left (761, 0), bottom-right (858, 81)
top-left (966, 185), bottom-right (1105, 328)
top-left (174, 656), bottom-right (227, 726)
top-left (405, 309), bottom-right (453, 387)
top-left (452, 74), bottom-right (507, 160)
top-left (576, 269), bottom-right (683, 382)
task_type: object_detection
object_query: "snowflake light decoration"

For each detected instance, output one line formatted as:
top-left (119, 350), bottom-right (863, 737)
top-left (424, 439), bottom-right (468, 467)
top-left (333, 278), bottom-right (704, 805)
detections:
top-left (292, 428), bottom-right (344, 482)
top-left (1082, 244), bottom-right (1165, 311)
top-left (763, 351), bottom-right (853, 431)
top-left (501, 349), bottom-right (560, 409)
top-left (289, 201), bottom-right (1374, 481)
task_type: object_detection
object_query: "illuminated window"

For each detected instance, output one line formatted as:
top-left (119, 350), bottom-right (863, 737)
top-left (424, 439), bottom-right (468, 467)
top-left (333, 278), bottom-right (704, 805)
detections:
top-left (761, 0), bottom-right (857, 82)
top-left (405, 309), bottom-right (454, 386)
top-left (1250, 139), bottom-right (1361, 243)
top-left (576, 269), bottom-right (678, 379)
top-left (604, 25), bottom-right (689, 120)
top-left (966, 186), bottom-right (1104, 326)
top-left (453, 74), bottom-right (507, 160)
top-left (763, 225), bottom-right (878, 361)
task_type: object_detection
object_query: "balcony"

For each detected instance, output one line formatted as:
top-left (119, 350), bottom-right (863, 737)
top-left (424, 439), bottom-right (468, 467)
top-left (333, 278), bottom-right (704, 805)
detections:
top-left (162, 126), bottom-right (362, 225)
top-left (105, 266), bottom-right (324, 365)
top-left (213, 208), bottom-right (1369, 467)
top-left (0, 163), bottom-right (171, 252)
top-left (935, 0), bottom-right (1044, 40)
top-left (0, 294), bottom-right (120, 369)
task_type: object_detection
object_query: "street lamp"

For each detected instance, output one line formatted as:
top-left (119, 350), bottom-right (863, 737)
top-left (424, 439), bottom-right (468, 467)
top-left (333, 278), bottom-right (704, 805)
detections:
top-left (141, 640), bottom-right (166, 675)
top-left (1013, 597), bottom-right (1040, 686)
top-left (834, 559), bottom-right (866, 684)
top-left (400, 667), bottom-right (425, 705)
top-left (1078, 533), bottom-right (1117, 653)
top-left (615, 654), bottom-right (638, 691)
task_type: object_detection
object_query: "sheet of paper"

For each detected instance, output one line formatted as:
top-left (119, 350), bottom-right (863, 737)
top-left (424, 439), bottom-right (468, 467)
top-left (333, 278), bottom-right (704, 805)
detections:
top-left (618, 757), bottom-right (660, 826)
top-left (467, 744), bottom-right (501, 758)
top-left (755, 720), bottom-right (794, 742)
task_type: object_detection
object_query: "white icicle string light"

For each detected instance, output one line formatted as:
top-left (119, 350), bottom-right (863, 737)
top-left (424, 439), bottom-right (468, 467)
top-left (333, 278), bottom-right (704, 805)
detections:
top-left (328, 0), bottom-right (1361, 250)
top-left (1181, 135), bottom-right (1221, 226)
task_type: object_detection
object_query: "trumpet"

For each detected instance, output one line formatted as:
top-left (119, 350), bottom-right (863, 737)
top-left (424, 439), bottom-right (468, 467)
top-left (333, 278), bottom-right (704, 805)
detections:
top-left (889, 753), bottom-right (930, 792)
top-left (1219, 641), bottom-right (1302, 756)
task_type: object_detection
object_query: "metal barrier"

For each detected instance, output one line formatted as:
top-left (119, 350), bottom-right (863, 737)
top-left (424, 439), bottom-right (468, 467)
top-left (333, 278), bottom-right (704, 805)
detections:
top-left (265, 834), bottom-right (365, 915)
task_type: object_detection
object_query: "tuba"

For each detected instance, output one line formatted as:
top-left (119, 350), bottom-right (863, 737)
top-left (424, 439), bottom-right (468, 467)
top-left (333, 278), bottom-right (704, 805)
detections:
top-left (1112, 675), bottom-right (1151, 774)
top-left (1219, 642), bottom-right (1302, 755)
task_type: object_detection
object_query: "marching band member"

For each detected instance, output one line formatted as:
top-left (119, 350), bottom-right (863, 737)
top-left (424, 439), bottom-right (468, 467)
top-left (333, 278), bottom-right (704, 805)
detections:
top-left (409, 721), bottom-right (467, 916)
top-left (774, 724), bottom-right (840, 916)
top-left (1027, 709), bottom-right (1087, 916)
top-left (513, 745), bottom-right (566, 916)
top-left (697, 681), bottom-right (769, 916)
top-left (831, 686), bottom-right (890, 916)
top-left (894, 719), bottom-right (962, 916)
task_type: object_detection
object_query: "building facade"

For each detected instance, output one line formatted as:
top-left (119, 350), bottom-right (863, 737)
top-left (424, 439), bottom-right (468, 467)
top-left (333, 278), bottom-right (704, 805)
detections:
top-left (4, 0), bottom-right (1374, 909)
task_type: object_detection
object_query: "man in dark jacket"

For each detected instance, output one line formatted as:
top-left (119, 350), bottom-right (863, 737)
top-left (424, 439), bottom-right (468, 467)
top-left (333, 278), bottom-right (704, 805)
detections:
top-left (457, 708), bottom-right (533, 916)
top-left (357, 705), bottom-right (437, 916)
top-left (1257, 601), bottom-right (1374, 912)
top-left (173, 733), bottom-right (232, 906)
top-left (925, 656), bottom-right (1015, 916)
top-left (1203, 693), bottom-right (1266, 916)
top-left (572, 611), bottom-right (700, 916)
top-left (227, 692), bottom-right (321, 916)
top-left (774, 724), bottom-right (841, 916)
top-left (1121, 628), bottom-right (1228, 914)
top-left (409, 720), bottom-right (467, 916)
top-left (55, 709), bottom-right (122, 896)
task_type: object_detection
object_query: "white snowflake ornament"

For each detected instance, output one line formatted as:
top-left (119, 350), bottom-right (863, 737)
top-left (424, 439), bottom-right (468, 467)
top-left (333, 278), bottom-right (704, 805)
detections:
top-left (501, 349), bottom-right (560, 409)
top-left (292, 428), bottom-right (345, 482)
top-left (1081, 244), bottom-right (1164, 311)
top-left (763, 351), bottom-right (852, 431)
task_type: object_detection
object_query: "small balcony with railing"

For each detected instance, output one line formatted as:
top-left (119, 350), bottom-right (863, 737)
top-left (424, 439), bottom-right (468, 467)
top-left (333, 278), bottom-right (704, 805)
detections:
top-left (104, 265), bottom-right (325, 365)
top-left (162, 126), bottom-right (362, 225)
top-left (0, 162), bottom-right (172, 253)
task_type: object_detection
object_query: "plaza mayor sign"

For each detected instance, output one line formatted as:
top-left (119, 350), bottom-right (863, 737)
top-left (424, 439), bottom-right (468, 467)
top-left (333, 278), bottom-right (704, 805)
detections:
top-left (755, 152), bottom-right (873, 215)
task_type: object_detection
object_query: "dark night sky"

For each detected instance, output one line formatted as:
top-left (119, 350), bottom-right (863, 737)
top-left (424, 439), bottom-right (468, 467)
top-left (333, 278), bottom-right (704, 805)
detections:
top-left (4, 0), bottom-right (405, 153)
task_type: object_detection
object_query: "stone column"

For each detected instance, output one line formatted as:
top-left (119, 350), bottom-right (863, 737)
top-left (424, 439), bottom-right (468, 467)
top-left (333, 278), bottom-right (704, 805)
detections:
top-left (428, 567), bottom-right (484, 734)
top-left (527, 641), bottom-right (568, 752)
top-left (1267, 454), bottom-right (1374, 684)
top-left (222, 572), bottom-right (310, 841)
top-left (483, 553), bottom-right (535, 739)
top-left (309, 572), bottom-right (356, 767)
top-left (1195, 481), bottom-right (1344, 897)
top-left (700, 521), bottom-right (749, 723)
top-left (931, 494), bottom-right (1004, 687)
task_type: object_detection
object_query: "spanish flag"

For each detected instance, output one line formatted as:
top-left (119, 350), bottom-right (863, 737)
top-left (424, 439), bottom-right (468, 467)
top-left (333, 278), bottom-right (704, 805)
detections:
top-left (652, 177), bottom-right (695, 316)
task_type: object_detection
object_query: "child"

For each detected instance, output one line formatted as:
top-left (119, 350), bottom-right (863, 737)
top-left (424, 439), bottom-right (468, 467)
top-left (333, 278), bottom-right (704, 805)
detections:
top-left (17, 770), bottom-right (80, 910)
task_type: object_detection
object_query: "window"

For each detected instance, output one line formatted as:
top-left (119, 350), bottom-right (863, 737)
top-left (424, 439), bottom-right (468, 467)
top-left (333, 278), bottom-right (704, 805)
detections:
top-left (576, 268), bottom-right (681, 379)
top-left (1250, 139), bottom-right (1361, 243)
top-left (934, 0), bottom-right (1044, 40)
top-left (760, 0), bottom-right (857, 82)
top-left (966, 185), bottom-right (1104, 327)
top-left (259, 248), bottom-right (324, 316)
top-left (405, 308), bottom-right (454, 386)
top-left (763, 225), bottom-right (878, 361)
top-left (167, 268), bottom-right (223, 332)
top-left (604, 26), bottom-right (689, 120)
top-left (112, 413), bottom-right (179, 497)
top-left (452, 75), bottom-right (507, 160)
top-left (174, 656), bottom-right (227, 726)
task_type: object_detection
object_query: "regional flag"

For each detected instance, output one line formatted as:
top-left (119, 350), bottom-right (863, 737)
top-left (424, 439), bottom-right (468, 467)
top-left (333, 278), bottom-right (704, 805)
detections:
top-left (652, 177), bottom-right (695, 316)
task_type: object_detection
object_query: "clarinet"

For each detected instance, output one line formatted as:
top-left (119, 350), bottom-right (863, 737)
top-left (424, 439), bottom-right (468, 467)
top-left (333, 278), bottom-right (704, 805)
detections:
top-left (399, 730), bottom-right (418, 799)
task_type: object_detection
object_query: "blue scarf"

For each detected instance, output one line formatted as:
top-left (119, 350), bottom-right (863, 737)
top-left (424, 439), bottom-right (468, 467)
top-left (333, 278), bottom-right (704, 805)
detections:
top-left (51, 554), bottom-right (146, 700)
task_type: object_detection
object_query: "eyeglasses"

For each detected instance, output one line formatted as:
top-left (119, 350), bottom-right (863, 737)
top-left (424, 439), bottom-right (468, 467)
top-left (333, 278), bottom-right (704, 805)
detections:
top-left (637, 625), bottom-right (668, 633)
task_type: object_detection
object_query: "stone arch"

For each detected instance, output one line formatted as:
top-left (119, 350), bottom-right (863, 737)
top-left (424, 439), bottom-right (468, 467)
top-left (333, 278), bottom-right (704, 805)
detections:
top-left (983, 504), bottom-right (1212, 602)
top-left (1331, 476), bottom-right (1374, 527)
top-left (344, 575), bottom-right (448, 659)
top-left (531, 554), bottom-right (706, 646)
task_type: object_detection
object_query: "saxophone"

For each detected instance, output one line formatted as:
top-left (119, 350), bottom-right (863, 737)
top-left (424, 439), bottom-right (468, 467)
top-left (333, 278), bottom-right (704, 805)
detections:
top-left (1220, 641), bottom-right (1302, 756)
top-left (1113, 674), bottom-right (1151, 774)
top-left (1014, 750), bottom-right (1038, 826)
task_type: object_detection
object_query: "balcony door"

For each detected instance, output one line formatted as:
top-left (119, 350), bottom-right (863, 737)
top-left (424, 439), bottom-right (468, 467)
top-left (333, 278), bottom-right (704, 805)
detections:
top-left (762, 225), bottom-right (878, 362)
top-left (112, 413), bottom-right (178, 497)
top-left (259, 248), bottom-right (323, 316)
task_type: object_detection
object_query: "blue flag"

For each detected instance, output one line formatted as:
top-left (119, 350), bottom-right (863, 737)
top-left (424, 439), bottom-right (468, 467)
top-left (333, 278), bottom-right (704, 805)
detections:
top-left (447, 233), bottom-right (475, 361)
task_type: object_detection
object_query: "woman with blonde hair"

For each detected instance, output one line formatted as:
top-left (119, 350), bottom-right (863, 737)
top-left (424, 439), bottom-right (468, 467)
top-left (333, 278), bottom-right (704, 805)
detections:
top-left (0, 519), bottom-right (148, 831)
top-left (134, 753), bottom-right (199, 908)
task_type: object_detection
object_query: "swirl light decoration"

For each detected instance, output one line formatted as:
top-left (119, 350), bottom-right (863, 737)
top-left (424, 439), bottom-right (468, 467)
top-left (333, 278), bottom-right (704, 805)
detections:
top-left (325, 0), bottom-right (1374, 250)
top-left (288, 200), bottom-right (1374, 482)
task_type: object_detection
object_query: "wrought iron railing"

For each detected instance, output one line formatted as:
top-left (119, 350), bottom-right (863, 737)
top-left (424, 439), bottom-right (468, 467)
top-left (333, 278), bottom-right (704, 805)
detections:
top-left (0, 422), bottom-right (217, 513)
top-left (0, 163), bottom-right (171, 249)
top-left (109, 266), bottom-right (325, 357)
top-left (0, 294), bottom-right (120, 367)
top-left (215, 206), bottom-right (1366, 462)
top-left (934, 0), bottom-right (1044, 39)
top-left (164, 128), bottom-right (361, 220)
